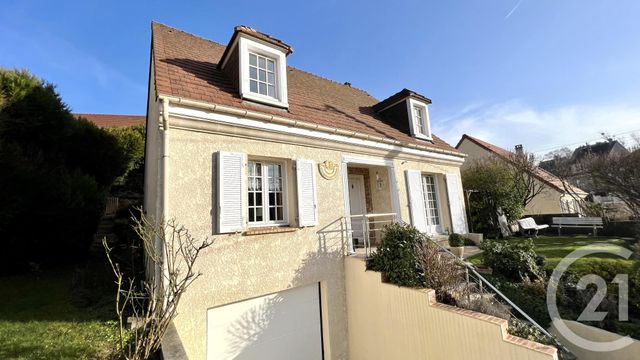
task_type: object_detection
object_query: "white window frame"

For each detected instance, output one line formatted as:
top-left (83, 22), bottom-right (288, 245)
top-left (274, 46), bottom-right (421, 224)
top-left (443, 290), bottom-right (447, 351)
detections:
top-left (421, 173), bottom-right (443, 233)
top-left (247, 159), bottom-right (289, 227)
top-left (406, 98), bottom-right (432, 140)
top-left (238, 36), bottom-right (289, 108)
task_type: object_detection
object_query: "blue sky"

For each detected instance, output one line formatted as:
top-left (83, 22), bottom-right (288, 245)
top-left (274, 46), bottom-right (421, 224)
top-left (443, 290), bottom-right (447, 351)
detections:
top-left (2, 0), bottom-right (639, 157)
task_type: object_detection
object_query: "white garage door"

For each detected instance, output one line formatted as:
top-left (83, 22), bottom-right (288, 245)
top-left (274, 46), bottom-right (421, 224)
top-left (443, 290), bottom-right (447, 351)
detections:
top-left (207, 283), bottom-right (323, 360)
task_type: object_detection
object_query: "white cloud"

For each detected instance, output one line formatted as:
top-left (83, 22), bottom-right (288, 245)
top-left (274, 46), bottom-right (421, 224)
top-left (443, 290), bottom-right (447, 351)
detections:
top-left (433, 100), bottom-right (640, 158)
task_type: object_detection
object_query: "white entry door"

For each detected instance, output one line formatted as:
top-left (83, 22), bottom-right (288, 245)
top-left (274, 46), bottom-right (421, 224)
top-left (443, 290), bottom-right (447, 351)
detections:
top-left (421, 175), bottom-right (442, 234)
top-left (207, 283), bottom-right (323, 360)
top-left (348, 175), bottom-right (367, 246)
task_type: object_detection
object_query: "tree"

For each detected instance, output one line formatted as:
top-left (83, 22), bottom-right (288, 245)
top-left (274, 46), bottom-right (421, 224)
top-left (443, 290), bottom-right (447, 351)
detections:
top-left (0, 68), bottom-right (129, 272)
top-left (507, 151), bottom-right (546, 208)
top-left (462, 158), bottom-right (524, 237)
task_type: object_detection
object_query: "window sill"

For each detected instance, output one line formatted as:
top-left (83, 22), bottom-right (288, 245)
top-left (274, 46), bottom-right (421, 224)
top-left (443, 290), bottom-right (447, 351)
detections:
top-left (243, 226), bottom-right (297, 236)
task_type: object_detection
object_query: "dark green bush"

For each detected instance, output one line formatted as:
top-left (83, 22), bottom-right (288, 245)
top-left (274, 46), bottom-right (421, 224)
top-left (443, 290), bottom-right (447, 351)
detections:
top-left (0, 69), bottom-right (129, 273)
top-left (448, 233), bottom-right (465, 247)
top-left (480, 238), bottom-right (544, 281)
top-left (367, 223), bottom-right (426, 287)
top-left (463, 237), bottom-right (476, 246)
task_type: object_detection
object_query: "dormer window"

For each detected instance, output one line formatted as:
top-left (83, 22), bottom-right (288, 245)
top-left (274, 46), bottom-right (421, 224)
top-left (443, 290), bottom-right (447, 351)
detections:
top-left (249, 53), bottom-right (277, 98)
top-left (407, 98), bottom-right (432, 140)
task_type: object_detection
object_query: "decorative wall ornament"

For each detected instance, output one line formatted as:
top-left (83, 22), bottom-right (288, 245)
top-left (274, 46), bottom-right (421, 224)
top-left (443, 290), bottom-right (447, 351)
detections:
top-left (318, 160), bottom-right (339, 180)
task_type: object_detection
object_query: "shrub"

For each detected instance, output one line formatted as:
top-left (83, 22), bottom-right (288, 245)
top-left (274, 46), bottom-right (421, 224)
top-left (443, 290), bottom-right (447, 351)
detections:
top-left (0, 69), bottom-right (130, 272)
top-left (480, 238), bottom-right (544, 281)
top-left (463, 237), bottom-right (476, 246)
top-left (492, 276), bottom-right (552, 327)
top-left (448, 233), bottom-right (465, 247)
top-left (367, 223), bottom-right (425, 287)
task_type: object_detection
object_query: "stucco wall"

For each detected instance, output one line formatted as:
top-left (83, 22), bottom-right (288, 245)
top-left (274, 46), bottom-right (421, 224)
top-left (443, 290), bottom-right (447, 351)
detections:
top-left (550, 320), bottom-right (640, 360)
top-left (166, 126), bottom-right (350, 359)
top-left (457, 139), bottom-right (565, 215)
top-left (154, 110), bottom-right (468, 359)
top-left (345, 257), bottom-right (558, 360)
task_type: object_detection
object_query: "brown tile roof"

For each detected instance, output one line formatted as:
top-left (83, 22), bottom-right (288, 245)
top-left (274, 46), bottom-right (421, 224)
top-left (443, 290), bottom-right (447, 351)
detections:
top-left (151, 22), bottom-right (461, 155)
top-left (456, 134), bottom-right (586, 194)
top-left (75, 113), bottom-right (146, 128)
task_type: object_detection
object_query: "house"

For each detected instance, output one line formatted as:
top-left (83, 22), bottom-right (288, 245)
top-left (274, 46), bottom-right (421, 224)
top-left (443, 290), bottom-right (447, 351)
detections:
top-left (74, 113), bottom-right (146, 128)
top-left (456, 134), bottom-right (587, 216)
top-left (144, 23), bottom-right (557, 360)
top-left (539, 139), bottom-right (632, 219)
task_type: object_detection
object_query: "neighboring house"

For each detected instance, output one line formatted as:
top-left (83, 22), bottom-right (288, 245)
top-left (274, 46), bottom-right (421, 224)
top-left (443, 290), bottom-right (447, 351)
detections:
top-left (456, 134), bottom-right (587, 216)
top-left (74, 113), bottom-right (146, 128)
top-left (540, 140), bottom-right (631, 219)
top-left (144, 23), bottom-right (556, 360)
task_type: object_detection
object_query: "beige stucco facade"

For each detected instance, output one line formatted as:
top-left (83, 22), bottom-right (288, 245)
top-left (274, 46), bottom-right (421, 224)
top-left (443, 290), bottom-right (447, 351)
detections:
top-left (457, 138), bottom-right (576, 216)
top-left (144, 94), bottom-right (473, 359)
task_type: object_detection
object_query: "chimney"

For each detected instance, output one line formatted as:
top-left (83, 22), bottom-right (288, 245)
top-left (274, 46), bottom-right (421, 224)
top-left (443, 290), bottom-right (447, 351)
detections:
top-left (515, 144), bottom-right (524, 156)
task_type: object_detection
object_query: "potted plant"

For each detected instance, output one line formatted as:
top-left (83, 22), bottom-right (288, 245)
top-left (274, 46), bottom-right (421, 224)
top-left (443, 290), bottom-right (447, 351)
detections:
top-left (448, 233), bottom-right (465, 258)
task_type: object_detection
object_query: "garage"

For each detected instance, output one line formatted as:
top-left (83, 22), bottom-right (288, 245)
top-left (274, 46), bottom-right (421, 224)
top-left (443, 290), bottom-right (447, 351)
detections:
top-left (207, 283), bottom-right (323, 360)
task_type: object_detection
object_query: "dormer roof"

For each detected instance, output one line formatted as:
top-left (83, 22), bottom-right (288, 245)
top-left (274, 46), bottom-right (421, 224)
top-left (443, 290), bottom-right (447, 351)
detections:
top-left (372, 88), bottom-right (432, 113)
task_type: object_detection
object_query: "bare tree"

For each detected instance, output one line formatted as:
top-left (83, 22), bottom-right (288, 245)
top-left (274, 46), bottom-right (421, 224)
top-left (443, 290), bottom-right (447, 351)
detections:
top-left (104, 212), bottom-right (213, 360)
top-left (507, 151), bottom-right (546, 208)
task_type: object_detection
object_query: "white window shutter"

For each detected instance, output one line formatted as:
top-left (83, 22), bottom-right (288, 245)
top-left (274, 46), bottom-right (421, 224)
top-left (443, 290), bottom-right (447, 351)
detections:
top-left (217, 151), bottom-right (246, 233)
top-left (445, 173), bottom-right (469, 234)
top-left (405, 170), bottom-right (428, 233)
top-left (296, 159), bottom-right (318, 227)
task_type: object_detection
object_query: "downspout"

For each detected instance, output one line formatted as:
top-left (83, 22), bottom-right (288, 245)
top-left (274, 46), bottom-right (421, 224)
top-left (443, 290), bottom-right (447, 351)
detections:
top-left (156, 97), bottom-right (170, 300)
top-left (161, 97), bottom-right (170, 222)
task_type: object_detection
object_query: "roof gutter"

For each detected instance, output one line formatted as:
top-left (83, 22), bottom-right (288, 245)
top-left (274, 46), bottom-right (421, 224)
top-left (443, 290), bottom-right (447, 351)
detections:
top-left (157, 94), bottom-right (466, 159)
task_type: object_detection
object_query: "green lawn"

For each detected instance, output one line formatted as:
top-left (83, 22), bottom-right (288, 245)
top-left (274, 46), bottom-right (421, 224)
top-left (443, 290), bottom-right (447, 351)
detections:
top-left (468, 235), bottom-right (638, 275)
top-left (0, 267), bottom-right (119, 360)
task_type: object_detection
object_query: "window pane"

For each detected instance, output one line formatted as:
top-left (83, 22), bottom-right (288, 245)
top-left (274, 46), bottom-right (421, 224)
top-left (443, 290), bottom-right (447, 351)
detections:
top-left (268, 85), bottom-right (275, 97)
top-left (249, 53), bottom-right (257, 66)
top-left (259, 82), bottom-right (267, 95)
top-left (268, 164), bottom-right (274, 177)
top-left (249, 66), bottom-right (257, 80)
top-left (267, 72), bottom-right (275, 84)
top-left (267, 59), bottom-right (275, 72)
top-left (249, 193), bottom-right (254, 206)
top-left (276, 207), bottom-right (283, 220)
top-left (249, 208), bottom-right (255, 222)
top-left (269, 207), bottom-right (276, 221)
top-left (269, 192), bottom-right (275, 205)
top-left (255, 164), bottom-right (262, 175)
top-left (250, 80), bottom-right (258, 93)
top-left (276, 192), bottom-right (282, 206)
top-left (258, 56), bottom-right (266, 68)
top-left (256, 193), bottom-right (263, 206)
top-left (259, 69), bottom-right (266, 82)
top-left (255, 207), bottom-right (263, 221)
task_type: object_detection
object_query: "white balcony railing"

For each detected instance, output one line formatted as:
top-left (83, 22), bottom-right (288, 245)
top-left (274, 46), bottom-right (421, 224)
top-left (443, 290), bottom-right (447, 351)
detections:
top-left (345, 213), bottom-right (397, 257)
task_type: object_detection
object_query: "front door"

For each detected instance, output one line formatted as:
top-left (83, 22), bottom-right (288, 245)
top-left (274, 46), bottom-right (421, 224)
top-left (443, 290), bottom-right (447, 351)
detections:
top-left (421, 174), bottom-right (442, 234)
top-left (348, 174), bottom-right (367, 247)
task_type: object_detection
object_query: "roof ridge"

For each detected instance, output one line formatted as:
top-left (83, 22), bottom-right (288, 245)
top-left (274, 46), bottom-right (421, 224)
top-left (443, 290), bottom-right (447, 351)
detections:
top-left (152, 21), bottom-right (228, 48)
top-left (287, 65), bottom-right (376, 100)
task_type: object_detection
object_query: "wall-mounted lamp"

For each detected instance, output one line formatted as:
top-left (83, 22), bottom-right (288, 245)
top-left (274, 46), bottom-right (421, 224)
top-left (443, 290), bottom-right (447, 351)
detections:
top-left (376, 172), bottom-right (384, 191)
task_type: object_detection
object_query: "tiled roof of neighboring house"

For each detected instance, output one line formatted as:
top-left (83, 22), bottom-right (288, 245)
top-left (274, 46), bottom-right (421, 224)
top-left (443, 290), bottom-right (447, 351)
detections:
top-left (75, 113), bottom-right (146, 128)
top-left (151, 22), bottom-right (461, 155)
top-left (572, 140), bottom-right (628, 162)
top-left (456, 134), bottom-right (586, 194)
